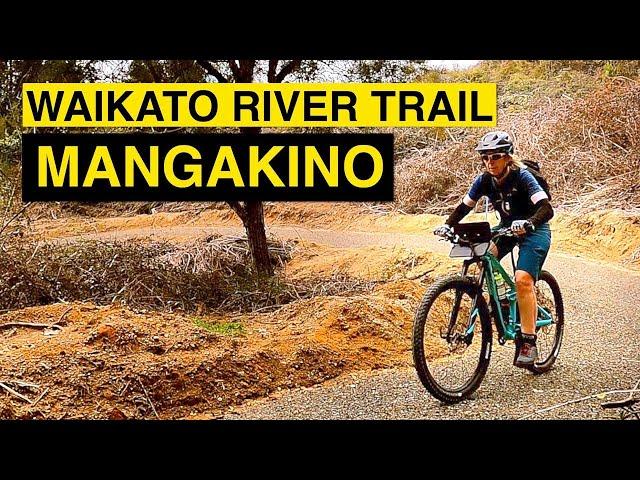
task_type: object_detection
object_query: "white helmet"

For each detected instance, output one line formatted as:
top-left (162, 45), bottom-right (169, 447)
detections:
top-left (475, 131), bottom-right (514, 154)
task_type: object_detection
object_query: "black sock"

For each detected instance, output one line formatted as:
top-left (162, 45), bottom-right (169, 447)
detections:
top-left (521, 333), bottom-right (537, 345)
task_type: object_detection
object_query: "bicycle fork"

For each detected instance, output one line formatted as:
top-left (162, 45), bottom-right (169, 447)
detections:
top-left (443, 261), bottom-right (483, 345)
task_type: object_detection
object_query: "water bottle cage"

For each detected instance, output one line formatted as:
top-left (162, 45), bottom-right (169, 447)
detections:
top-left (493, 273), bottom-right (508, 300)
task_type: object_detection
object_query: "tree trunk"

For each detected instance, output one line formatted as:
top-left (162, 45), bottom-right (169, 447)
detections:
top-left (239, 122), bottom-right (272, 275)
top-left (242, 200), bottom-right (273, 276)
top-left (214, 60), bottom-right (303, 277)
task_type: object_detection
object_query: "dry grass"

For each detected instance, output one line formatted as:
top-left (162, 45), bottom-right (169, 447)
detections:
top-left (0, 235), bottom-right (378, 314)
top-left (393, 77), bottom-right (640, 213)
top-left (519, 78), bottom-right (640, 210)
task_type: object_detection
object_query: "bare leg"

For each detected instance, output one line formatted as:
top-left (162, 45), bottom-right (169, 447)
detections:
top-left (515, 270), bottom-right (536, 335)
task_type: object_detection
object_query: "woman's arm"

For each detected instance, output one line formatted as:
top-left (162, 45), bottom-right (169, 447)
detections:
top-left (445, 202), bottom-right (473, 226)
top-left (444, 174), bottom-right (486, 226)
top-left (527, 199), bottom-right (554, 227)
top-left (520, 169), bottom-right (554, 227)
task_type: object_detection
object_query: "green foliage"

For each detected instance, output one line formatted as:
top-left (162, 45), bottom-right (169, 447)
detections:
top-left (0, 60), bottom-right (100, 149)
top-left (193, 318), bottom-right (245, 336)
top-left (603, 62), bottom-right (616, 78)
top-left (128, 60), bottom-right (207, 83)
top-left (601, 60), bottom-right (640, 78)
top-left (346, 60), bottom-right (433, 83)
top-left (0, 129), bottom-right (21, 162)
top-left (286, 60), bottom-right (321, 82)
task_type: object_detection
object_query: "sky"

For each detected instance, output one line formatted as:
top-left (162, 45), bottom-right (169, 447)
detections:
top-left (95, 60), bottom-right (483, 82)
top-left (427, 60), bottom-right (481, 70)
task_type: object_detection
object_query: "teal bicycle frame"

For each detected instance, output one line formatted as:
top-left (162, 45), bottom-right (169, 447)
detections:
top-left (442, 225), bottom-right (555, 346)
top-left (479, 252), bottom-right (554, 342)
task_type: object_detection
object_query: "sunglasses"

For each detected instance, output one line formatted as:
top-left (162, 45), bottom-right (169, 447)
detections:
top-left (481, 152), bottom-right (507, 162)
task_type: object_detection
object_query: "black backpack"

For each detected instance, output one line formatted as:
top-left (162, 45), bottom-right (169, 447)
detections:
top-left (522, 159), bottom-right (552, 201)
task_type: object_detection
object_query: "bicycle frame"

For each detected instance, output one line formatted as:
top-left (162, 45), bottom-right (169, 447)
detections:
top-left (458, 250), bottom-right (554, 343)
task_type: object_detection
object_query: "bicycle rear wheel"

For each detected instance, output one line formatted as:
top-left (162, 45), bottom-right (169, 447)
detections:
top-left (412, 274), bottom-right (493, 403)
top-left (529, 270), bottom-right (564, 373)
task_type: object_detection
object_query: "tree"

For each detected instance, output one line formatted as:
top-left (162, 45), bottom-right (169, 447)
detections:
top-left (196, 60), bottom-right (304, 276)
top-left (0, 60), bottom-right (99, 165)
top-left (127, 60), bottom-right (207, 84)
top-left (0, 60), bottom-right (98, 134)
top-left (128, 59), bottom-right (306, 276)
top-left (127, 59), bottom-right (433, 275)
top-left (344, 60), bottom-right (431, 83)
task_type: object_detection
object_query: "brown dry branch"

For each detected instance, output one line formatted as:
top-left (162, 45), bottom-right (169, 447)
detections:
top-left (30, 387), bottom-right (49, 408)
top-left (519, 380), bottom-right (640, 419)
top-left (0, 321), bottom-right (62, 331)
top-left (0, 382), bottom-right (34, 403)
top-left (0, 234), bottom-right (378, 316)
top-left (137, 377), bottom-right (159, 420)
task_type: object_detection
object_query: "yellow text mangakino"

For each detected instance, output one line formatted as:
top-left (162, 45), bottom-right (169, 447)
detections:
top-left (37, 144), bottom-right (384, 189)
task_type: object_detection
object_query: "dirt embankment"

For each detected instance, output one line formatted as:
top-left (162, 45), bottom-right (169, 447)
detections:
top-left (2, 224), bottom-right (458, 419)
top-left (0, 277), bottom-right (438, 420)
top-left (551, 210), bottom-right (640, 267)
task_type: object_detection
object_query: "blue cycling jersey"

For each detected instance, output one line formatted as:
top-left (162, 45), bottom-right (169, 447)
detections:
top-left (465, 167), bottom-right (549, 226)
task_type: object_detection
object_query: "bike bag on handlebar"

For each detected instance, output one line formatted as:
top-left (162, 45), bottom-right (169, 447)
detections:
top-left (449, 222), bottom-right (492, 258)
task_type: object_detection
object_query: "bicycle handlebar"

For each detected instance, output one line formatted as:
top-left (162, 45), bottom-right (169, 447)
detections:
top-left (434, 222), bottom-right (534, 245)
top-left (492, 221), bottom-right (535, 239)
top-left (492, 227), bottom-right (519, 239)
top-left (434, 229), bottom-right (459, 243)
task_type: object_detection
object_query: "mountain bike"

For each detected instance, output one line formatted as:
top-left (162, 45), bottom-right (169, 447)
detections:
top-left (412, 221), bottom-right (564, 403)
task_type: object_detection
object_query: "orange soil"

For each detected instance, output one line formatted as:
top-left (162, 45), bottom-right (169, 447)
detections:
top-left (0, 279), bottom-right (428, 420)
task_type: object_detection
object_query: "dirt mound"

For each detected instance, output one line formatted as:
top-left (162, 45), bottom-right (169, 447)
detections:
top-left (0, 277), bottom-right (432, 419)
top-left (30, 203), bottom-right (363, 240)
top-left (551, 210), bottom-right (640, 267)
top-left (29, 203), bottom-right (445, 241)
top-left (30, 210), bottom-right (230, 241)
top-left (28, 202), bottom-right (640, 271)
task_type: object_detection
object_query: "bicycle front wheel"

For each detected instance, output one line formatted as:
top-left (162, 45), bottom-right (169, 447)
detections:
top-left (412, 274), bottom-right (493, 403)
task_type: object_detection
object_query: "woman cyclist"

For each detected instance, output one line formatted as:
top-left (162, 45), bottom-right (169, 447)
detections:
top-left (434, 131), bottom-right (554, 367)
